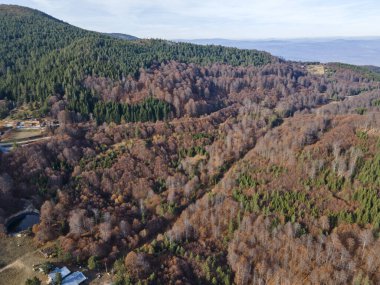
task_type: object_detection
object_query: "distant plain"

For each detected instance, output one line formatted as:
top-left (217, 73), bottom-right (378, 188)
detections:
top-left (183, 37), bottom-right (380, 66)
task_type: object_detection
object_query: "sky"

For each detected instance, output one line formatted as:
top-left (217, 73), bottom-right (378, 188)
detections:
top-left (2, 0), bottom-right (380, 39)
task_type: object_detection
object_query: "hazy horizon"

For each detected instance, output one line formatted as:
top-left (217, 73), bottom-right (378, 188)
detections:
top-left (183, 38), bottom-right (380, 66)
top-left (2, 0), bottom-right (380, 39)
top-left (177, 36), bottom-right (380, 41)
top-left (2, 2), bottom-right (380, 66)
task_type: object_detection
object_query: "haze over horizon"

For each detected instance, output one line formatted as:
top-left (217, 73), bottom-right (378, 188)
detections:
top-left (2, 0), bottom-right (380, 40)
top-left (184, 38), bottom-right (380, 66)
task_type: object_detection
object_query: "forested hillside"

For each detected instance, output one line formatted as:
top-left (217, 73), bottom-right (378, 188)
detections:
top-left (1, 4), bottom-right (380, 285)
top-left (0, 5), bottom-right (275, 122)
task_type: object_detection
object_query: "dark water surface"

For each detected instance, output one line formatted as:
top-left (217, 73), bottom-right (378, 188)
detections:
top-left (7, 213), bottom-right (40, 234)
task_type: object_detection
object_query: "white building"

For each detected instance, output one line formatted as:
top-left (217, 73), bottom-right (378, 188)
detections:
top-left (47, 267), bottom-right (71, 284)
top-left (61, 271), bottom-right (87, 285)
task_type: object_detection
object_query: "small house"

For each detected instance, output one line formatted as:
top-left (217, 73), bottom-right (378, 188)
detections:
top-left (40, 246), bottom-right (57, 258)
top-left (16, 122), bottom-right (24, 129)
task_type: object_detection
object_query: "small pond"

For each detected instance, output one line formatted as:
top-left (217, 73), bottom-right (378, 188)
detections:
top-left (6, 213), bottom-right (40, 234)
top-left (0, 146), bottom-right (11, 153)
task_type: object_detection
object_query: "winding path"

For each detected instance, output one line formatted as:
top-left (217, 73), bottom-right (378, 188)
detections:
top-left (0, 250), bottom-right (38, 273)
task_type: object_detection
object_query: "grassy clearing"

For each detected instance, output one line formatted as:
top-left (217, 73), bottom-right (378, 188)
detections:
top-left (0, 255), bottom-right (47, 285)
top-left (0, 266), bottom-right (30, 285)
top-left (0, 235), bottom-right (108, 284)
top-left (0, 236), bottom-right (36, 268)
top-left (0, 236), bottom-right (47, 285)
top-left (307, 64), bottom-right (325, 75)
top-left (0, 129), bottom-right (44, 143)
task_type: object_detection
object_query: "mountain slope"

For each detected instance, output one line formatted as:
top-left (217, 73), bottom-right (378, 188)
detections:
top-left (0, 5), bottom-right (94, 72)
top-left (0, 5), bottom-right (276, 123)
top-left (1, 5), bottom-right (380, 285)
top-left (1, 62), bottom-right (380, 284)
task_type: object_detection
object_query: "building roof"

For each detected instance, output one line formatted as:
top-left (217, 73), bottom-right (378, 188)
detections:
top-left (48, 266), bottom-right (71, 283)
top-left (62, 271), bottom-right (87, 285)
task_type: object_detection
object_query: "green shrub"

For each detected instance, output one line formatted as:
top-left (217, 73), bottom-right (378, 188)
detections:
top-left (25, 277), bottom-right (41, 285)
top-left (88, 256), bottom-right (98, 270)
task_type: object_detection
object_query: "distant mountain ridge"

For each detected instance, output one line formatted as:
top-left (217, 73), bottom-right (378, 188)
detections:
top-left (182, 38), bottom-right (380, 66)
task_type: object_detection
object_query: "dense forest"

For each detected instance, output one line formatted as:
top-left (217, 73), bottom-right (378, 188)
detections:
top-left (1, 4), bottom-right (380, 285)
top-left (0, 5), bottom-right (275, 123)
